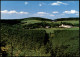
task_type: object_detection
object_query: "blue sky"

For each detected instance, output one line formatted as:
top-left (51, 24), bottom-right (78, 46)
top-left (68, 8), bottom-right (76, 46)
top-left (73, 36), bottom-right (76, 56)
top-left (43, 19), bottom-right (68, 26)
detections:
top-left (1, 1), bottom-right (79, 19)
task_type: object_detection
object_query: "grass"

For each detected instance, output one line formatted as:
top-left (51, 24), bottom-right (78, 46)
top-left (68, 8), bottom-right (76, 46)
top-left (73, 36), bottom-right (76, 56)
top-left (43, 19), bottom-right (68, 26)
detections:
top-left (21, 20), bottom-right (52, 25)
top-left (65, 27), bottom-right (79, 30)
top-left (32, 27), bottom-right (79, 33)
top-left (21, 20), bottom-right (41, 25)
top-left (54, 20), bottom-right (79, 24)
top-left (50, 30), bottom-right (79, 57)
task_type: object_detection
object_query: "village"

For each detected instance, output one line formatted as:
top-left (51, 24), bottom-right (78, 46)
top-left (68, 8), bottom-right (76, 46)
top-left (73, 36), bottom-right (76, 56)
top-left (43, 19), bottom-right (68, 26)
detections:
top-left (23, 22), bottom-right (73, 29)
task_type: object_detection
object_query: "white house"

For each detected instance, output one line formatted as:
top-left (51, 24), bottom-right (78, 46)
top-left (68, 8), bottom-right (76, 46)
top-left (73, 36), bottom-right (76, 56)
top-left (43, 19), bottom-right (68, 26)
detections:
top-left (59, 24), bottom-right (72, 28)
top-left (46, 26), bottom-right (50, 28)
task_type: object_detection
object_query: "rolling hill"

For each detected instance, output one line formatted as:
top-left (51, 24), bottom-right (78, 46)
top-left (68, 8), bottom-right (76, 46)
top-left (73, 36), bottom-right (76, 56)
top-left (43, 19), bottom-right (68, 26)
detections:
top-left (1, 17), bottom-right (79, 25)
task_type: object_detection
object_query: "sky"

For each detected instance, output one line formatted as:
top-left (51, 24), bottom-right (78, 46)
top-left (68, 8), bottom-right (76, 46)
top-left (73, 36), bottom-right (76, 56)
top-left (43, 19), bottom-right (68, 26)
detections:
top-left (1, 1), bottom-right (79, 20)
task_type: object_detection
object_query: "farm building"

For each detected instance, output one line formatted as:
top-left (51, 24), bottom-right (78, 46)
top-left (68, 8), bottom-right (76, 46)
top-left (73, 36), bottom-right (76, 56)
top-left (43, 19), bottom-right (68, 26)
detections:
top-left (45, 26), bottom-right (50, 28)
top-left (59, 24), bottom-right (72, 28)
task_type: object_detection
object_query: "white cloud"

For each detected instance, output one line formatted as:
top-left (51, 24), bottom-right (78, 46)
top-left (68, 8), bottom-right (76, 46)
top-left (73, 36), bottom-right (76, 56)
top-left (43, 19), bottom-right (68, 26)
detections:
top-left (1, 10), bottom-right (29, 14)
top-left (19, 11), bottom-right (28, 14)
top-left (37, 12), bottom-right (48, 15)
top-left (51, 1), bottom-right (68, 6)
top-left (52, 11), bottom-right (59, 13)
top-left (1, 10), bottom-right (18, 14)
top-left (25, 2), bottom-right (28, 5)
top-left (9, 10), bottom-right (18, 14)
top-left (1, 10), bottom-right (9, 14)
top-left (39, 4), bottom-right (42, 6)
top-left (51, 3), bottom-right (60, 6)
top-left (63, 10), bottom-right (79, 14)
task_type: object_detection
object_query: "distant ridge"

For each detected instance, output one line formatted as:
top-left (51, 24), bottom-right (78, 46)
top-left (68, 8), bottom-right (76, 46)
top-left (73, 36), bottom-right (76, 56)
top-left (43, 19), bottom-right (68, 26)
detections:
top-left (1, 17), bottom-right (79, 23)
top-left (22, 17), bottom-right (53, 21)
top-left (54, 17), bottom-right (79, 21)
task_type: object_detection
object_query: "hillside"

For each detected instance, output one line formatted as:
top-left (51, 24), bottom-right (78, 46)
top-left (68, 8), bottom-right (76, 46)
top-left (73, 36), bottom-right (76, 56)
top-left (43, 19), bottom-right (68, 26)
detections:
top-left (1, 17), bottom-right (52, 25)
top-left (1, 17), bottom-right (79, 25)
top-left (54, 17), bottom-right (79, 21)
top-left (23, 17), bottom-right (53, 21)
top-left (1, 17), bottom-right (79, 56)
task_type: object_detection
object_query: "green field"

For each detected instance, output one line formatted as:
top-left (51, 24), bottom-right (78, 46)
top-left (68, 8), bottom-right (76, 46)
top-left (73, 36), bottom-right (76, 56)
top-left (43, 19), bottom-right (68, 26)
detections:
top-left (21, 20), bottom-right (41, 24)
top-left (22, 20), bottom-right (79, 24)
top-left (32, 27), bottom-right (79, 33)
top-left (55, 20), bottom-right (79, 24)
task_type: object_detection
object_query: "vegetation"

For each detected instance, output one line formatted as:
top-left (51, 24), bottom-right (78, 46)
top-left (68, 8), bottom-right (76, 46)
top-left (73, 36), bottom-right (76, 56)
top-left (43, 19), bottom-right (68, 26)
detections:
top-left (0, 17), bottom-right (79, 56)
top-left (54, 17), bottom-right (79, 21)
top-left (50, 30), bottom-right (79, 57)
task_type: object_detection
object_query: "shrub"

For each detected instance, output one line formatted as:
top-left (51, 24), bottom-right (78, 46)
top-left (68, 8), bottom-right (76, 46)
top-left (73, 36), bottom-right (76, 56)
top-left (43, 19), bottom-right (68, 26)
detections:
top-left (50, 30), bottom-right (79, 57)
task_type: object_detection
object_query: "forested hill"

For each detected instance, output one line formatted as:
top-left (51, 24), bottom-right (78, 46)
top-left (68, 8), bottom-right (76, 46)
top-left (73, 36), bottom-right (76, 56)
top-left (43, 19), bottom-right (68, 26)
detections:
top-left (22, 17), bottom-right (53, 21)
top-left (54, 17), bottom-right (79, 21)
top-left (1, 19), bottom-right (21, 25)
